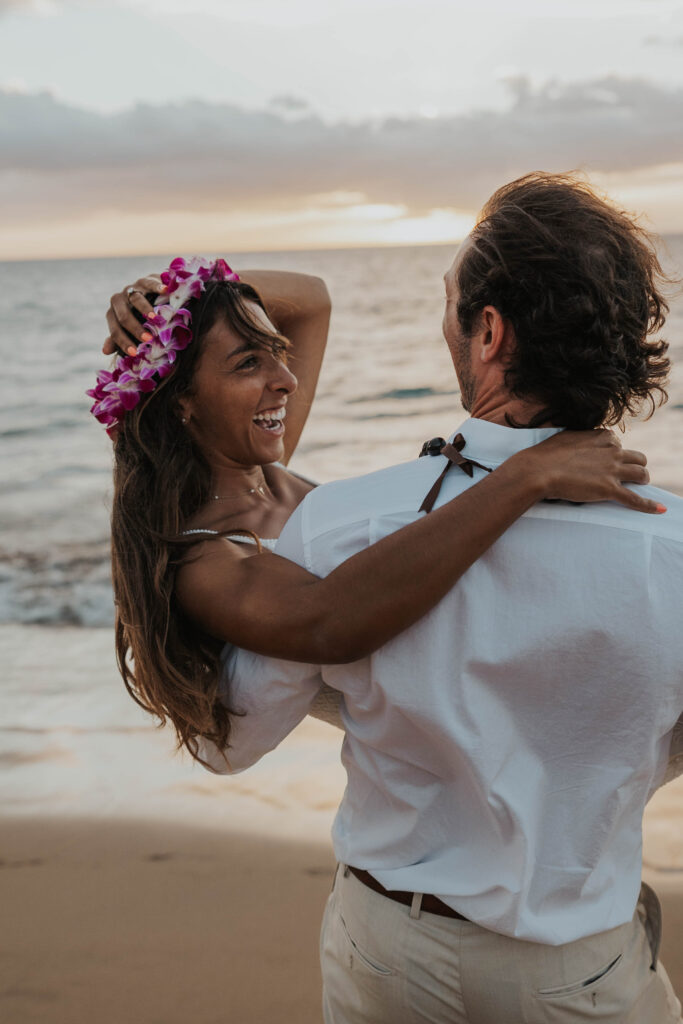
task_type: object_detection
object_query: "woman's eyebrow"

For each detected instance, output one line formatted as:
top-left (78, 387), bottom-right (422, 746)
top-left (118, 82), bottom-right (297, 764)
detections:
top-left (225, 342), bottom-right (254, 360)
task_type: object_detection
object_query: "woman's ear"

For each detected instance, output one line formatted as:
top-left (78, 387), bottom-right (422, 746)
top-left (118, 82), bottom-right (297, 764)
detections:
top-left (176, 396), bottom-right (192, 425)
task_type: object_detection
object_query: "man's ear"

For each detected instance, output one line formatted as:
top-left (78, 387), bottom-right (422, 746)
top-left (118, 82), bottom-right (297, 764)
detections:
top-left (478, 306), bottom-right (512, 365)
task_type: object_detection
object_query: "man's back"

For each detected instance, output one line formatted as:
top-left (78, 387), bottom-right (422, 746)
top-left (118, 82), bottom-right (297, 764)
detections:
top-left (277, 418), bottom-right (683, 943)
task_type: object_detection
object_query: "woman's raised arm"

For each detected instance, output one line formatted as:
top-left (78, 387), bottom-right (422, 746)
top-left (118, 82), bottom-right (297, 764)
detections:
top-left (235, 271), bottom-right (330, 464)
top-left (176, 429), bottom-right (662, 665)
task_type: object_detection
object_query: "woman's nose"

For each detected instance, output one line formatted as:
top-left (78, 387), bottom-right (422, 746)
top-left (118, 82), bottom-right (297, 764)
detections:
top-left (270, 361), bottom-right (298, 396)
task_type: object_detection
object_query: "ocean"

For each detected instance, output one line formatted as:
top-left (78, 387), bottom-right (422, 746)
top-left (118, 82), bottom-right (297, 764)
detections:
top-left (2, 240), bottom-right (683, 629)
top-left (1, 242), bottom-right (683, 847)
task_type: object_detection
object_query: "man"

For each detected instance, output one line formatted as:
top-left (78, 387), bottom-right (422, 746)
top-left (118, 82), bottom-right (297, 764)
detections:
top-left (220, 173), bottom-right (683, 1022)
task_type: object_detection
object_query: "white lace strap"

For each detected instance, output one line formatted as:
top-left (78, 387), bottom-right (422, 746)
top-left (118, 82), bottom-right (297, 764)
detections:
top-left (180, 529), bottom-right (262, 547)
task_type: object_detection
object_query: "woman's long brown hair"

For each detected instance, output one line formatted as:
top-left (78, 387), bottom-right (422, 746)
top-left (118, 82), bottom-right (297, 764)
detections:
top-left (110, 281), bottom-right (288, 762)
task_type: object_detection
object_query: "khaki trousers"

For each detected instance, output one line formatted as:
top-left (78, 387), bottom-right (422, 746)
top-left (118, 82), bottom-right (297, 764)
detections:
top-left (320, 866), bottom-right (682, 1024)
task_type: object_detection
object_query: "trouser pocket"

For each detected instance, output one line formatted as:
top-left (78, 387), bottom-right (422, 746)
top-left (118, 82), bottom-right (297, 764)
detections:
top-left (638, 881), bottom-right (662, 970)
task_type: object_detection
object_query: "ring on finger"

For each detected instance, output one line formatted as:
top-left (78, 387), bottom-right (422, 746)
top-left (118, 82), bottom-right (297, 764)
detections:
top-left (126, 286), bottom-right (143, 303)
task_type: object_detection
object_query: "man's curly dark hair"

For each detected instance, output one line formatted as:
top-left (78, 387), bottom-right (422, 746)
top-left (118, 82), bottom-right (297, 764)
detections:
top-left (456, 172), bottom-right (671, 429)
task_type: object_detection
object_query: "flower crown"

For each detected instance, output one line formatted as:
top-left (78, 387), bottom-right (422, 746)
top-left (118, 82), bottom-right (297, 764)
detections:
top-left (87, 256), bottom-right (240, 436)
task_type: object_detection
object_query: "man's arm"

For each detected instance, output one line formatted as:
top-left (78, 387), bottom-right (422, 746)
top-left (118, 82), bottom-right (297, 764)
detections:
top-left (197, 497), bottom-right (326, 774)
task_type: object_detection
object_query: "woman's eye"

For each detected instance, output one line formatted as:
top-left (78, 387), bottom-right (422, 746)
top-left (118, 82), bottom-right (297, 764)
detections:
top-left (238, 355), bottom-right (259, 370)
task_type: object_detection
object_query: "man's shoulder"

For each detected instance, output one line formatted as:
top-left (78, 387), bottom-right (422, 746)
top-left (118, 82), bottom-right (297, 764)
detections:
top-left (556, 483), bottom-right (683, 545)
top-left (301, 456), bottom-right (436, 536)
top-left (640, 484), bottom-right (683, 541)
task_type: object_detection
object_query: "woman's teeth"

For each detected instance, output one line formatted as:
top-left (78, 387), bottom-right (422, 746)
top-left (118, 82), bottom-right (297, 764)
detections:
top-left (253, 409), bottom-right (285, 432)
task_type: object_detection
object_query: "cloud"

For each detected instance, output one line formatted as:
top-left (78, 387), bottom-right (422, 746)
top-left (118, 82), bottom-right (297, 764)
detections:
top-left (2, 76), bottom-right (683, 227)
top-left (0, 0), bottom-right (59, 12)
top-left (644, 34), bottom-right (683, 46)
top-left (269, 95), bottom-right (313, 114)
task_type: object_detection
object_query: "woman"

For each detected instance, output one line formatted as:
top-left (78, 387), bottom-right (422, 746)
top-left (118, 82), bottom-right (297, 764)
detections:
top-left (93, 256), bottom-right (659, 763)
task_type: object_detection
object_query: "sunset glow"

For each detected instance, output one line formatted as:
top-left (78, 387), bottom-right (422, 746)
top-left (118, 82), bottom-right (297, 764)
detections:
top-left (1, 0), bottom-right (682, 259)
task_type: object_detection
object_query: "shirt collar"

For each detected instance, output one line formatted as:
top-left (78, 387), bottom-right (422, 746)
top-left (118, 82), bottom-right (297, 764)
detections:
top-left (449, 417), bottom-right (563, 468)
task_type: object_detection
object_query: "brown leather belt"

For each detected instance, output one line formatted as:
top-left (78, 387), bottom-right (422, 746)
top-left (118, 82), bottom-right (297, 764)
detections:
top-left (347, 866), bottom-right (471, 921)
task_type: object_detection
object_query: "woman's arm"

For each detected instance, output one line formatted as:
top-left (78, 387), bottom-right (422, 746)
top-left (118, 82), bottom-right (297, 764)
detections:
top-left (176, 429), bottom-right (661, 665)
top-left (236, 270), bottom-right (330, 464)
top-left (103, 268), bottom-right (331, 465)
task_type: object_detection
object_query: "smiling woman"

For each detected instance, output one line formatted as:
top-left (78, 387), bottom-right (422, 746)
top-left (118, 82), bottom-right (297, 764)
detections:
top-left (173, 287), bottom-right (297, 481)
top-left (95, 255), bottom-right (661, 765)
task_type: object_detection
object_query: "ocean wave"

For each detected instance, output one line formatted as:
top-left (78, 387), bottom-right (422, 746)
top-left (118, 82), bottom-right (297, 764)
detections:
top-left (0, 542), bottom-right (114, 627)
top-left (0, 419), bottom-right (86, 440)
top-left (349, 386), bottom-right (457, 404)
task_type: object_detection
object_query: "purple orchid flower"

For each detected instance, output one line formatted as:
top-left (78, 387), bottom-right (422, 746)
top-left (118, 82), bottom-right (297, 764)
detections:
top-left (86, 368), bottom-right (117, 402)
top-left (212, 258), bottom-right (240, 282)
top-left (137, 337), bottom-right (179, 380)
top-left (88, 257), bottom-right (240, 434)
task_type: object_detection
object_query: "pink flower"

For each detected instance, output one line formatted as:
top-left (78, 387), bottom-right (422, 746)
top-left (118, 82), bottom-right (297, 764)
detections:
top-left (213, 258), bottom-right (240, 282)
top-left (88, 256), bottom-right (240, 434)
top-left (86, 368), bottom-right (117, 402)
top-left (137, 336), bottom-right (178, 380)
top-left (101, 358), bottom-right (155, 412)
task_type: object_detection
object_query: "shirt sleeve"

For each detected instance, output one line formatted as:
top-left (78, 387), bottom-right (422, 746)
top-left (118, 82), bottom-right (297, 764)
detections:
top-left (197, 493), bottom-right (325, 774)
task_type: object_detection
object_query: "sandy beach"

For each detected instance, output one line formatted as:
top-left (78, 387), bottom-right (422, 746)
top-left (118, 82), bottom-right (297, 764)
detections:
top-left (1, 817), bottom-right (336, 1024)
top-left (1, 625), bottom-right (344, 1022)
top-left (2, 626), bottom-right (683, 1022)
top-left (1, 818), bottom-right (681, 1024)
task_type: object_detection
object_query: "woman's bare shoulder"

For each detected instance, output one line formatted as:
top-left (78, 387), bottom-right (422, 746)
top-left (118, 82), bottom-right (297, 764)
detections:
top-left (175, 534), bottom-right (251, 601)
top-left (265, 461), bottom-right (316, 504)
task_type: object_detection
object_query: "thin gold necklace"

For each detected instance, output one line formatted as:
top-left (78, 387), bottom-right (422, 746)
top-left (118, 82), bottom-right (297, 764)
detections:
top-left (211, 477), bottom-right (268, 501)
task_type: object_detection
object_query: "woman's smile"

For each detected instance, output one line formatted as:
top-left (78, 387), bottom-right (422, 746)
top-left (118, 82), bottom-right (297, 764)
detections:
top-left (252, 405), bottom-right (286, 436)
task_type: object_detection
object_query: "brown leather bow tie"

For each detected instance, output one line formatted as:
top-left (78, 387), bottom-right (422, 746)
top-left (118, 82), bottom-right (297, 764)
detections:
top-left (419, 434), bottom-right (492, 513)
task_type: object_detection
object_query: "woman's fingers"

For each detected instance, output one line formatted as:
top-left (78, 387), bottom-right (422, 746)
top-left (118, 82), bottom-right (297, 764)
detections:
top-left (619, 449), bottom-right (648, 467)
top-left (102, 275), bottom-right (165, 356)
top-left (132, 275), bottom-right (165, 296)
top-left (609, 447), bottom-right (663, 513)
top-left (534, 431), bottom-right (661, 509)
top-left (112, 290), bottom-right (153, 346)
top-left (612, 486), bottom-right (665, 515)
top-left (127, 288), bottom-right (155, 319)
top-left (617, 463), bottom-right (650, 485)
top-left (104, 306), bottom-right (138, 357)
top-left (611, 448), bottom-right (665, 513)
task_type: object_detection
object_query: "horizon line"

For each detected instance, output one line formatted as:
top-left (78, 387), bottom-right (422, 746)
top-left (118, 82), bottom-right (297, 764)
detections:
top-left (3, 231), bottom-right (683, 266)
top-left (0, 237), bottom-right (472, 266)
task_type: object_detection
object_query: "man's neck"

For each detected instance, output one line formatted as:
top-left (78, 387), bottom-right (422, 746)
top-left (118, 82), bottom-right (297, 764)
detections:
top-left (469, 393), bottom-right (553, 428)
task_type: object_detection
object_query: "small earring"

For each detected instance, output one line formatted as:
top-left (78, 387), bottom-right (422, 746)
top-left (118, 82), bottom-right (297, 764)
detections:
top-left (181, 416), bottom-right (188, 425)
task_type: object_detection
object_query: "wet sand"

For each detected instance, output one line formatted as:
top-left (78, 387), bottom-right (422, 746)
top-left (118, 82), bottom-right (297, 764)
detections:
top-left (0, 817), bottom-right (336, 1024)
top-left (1, 816), bottom-right (681, 1024)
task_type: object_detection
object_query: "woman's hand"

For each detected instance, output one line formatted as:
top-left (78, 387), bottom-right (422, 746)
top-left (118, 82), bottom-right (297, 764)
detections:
top-left (103, 275), bottom-right (165, 356)
top-left (515, 429), bottom-right (664, 514)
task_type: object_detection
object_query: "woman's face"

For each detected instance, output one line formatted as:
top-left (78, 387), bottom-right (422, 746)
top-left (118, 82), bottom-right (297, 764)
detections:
top-left (179, 302), bottom-right (297, 467)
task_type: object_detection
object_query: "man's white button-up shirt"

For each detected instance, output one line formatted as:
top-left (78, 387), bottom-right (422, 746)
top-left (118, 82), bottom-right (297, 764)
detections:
top-left (214, 418), bottom-right (683, 945)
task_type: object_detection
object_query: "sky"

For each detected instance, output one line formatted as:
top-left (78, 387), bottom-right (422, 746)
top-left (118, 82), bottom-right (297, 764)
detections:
top-left (1, 0), bottom-right (683, 259)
